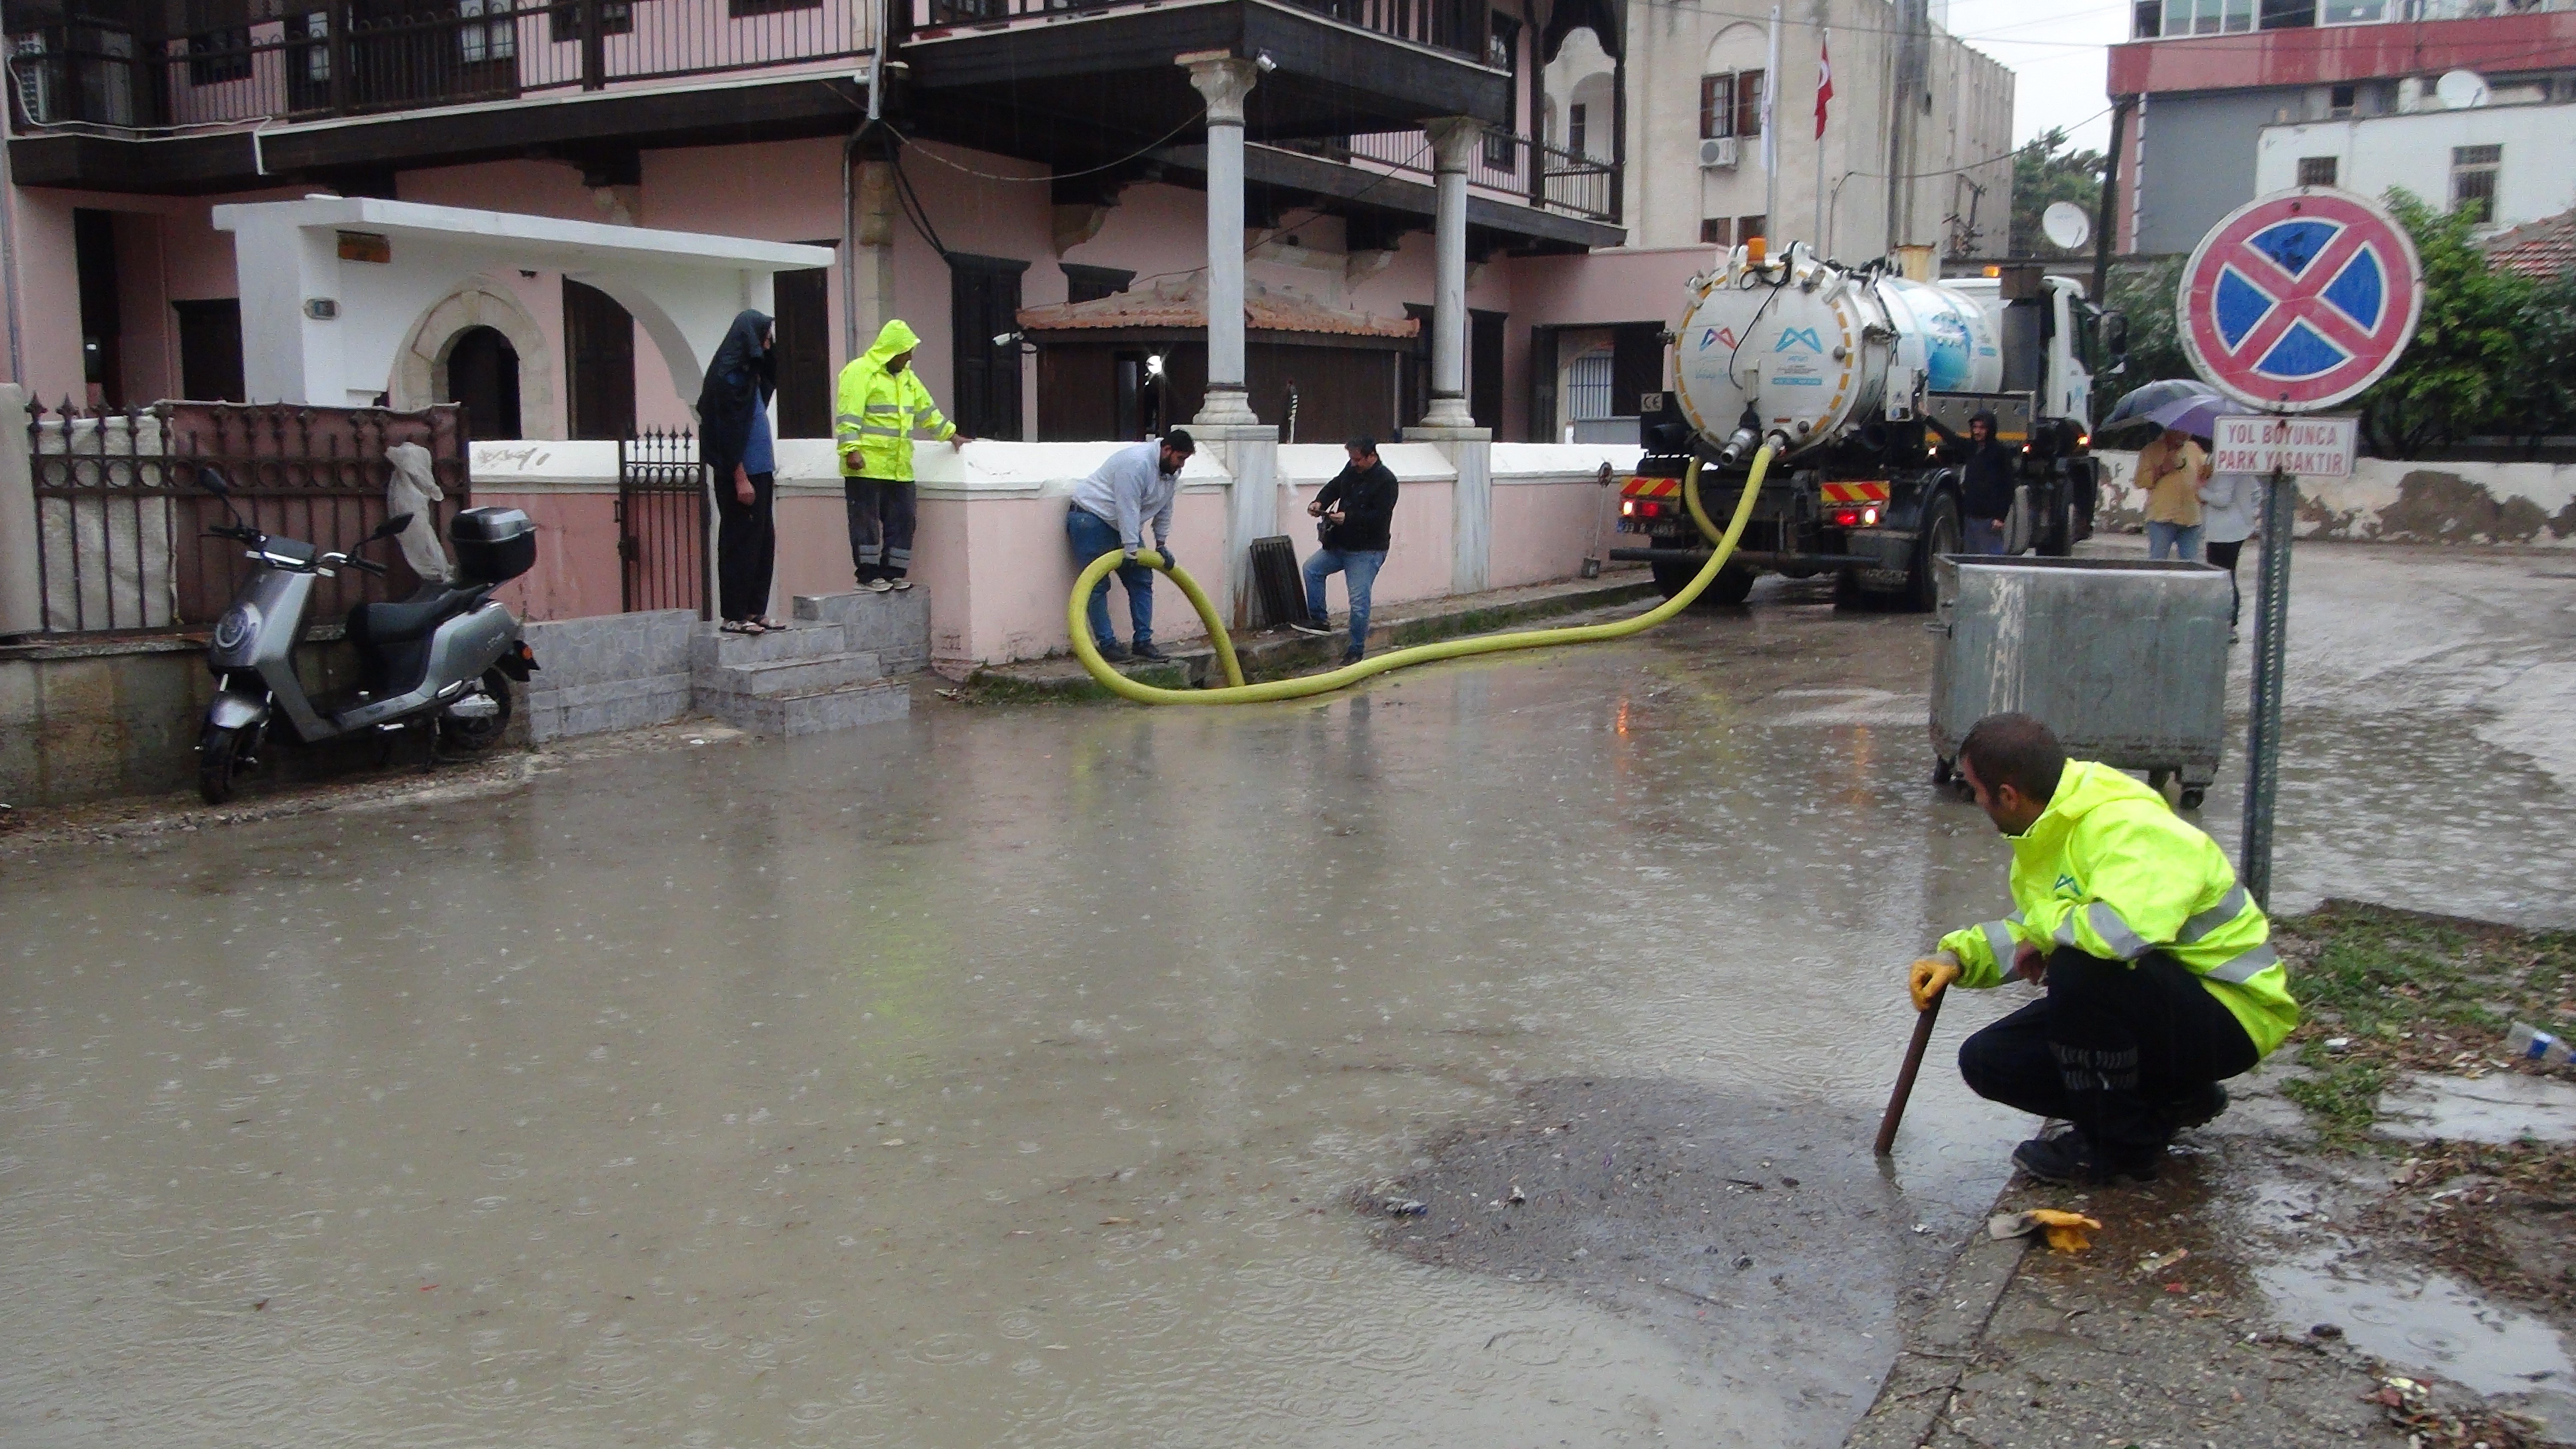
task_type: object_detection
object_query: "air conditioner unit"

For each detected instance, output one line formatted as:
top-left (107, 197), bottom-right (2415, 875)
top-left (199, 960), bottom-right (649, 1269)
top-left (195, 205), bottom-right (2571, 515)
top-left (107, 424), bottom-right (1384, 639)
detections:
top-left (1699, 136), bottom-right (1739, 169)
top-left (12, 36), bottom-right (57, 125)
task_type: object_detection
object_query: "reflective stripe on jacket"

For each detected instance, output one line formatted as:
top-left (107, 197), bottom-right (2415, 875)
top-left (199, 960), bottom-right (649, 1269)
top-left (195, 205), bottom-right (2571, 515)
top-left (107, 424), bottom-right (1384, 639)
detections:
top-left (1938, 759), bottom-right (2299, 1057)
top-left (835, 319), bottom-right (952, 481)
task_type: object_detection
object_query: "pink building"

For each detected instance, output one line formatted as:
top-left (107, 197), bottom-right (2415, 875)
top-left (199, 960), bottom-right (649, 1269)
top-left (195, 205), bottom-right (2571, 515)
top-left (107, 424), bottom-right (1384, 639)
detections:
top-left (0, 0), bottom-right (1666, 441)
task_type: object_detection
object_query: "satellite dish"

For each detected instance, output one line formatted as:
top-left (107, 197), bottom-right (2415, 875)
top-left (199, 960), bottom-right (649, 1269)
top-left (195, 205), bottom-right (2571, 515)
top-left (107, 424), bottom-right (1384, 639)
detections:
top-left (2042, 201), bottom-right (2092, 252)
top-left (2435, 69), bottom-right (2489, 109)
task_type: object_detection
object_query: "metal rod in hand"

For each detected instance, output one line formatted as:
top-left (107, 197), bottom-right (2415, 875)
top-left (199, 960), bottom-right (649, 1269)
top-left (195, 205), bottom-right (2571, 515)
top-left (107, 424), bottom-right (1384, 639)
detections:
top-left (1875, 987), bottom-right (1946, 1156)
top-left (2238, 458), bottom-right (2296, 908)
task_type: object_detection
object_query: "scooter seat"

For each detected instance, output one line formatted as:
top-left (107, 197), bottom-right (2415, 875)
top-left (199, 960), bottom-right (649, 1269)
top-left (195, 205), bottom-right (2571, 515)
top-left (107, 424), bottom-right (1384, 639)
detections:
top-left (348, 585), bottom-right (481, 646)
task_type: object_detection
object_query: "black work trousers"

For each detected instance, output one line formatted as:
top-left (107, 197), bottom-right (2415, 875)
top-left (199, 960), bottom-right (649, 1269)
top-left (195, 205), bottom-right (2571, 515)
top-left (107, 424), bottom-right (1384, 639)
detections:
top-left (845, 477), bottom-right (918, 582)
top-left (715, 469), bottom-right (776, 623)
top-left (1958, 946), bottom-right (2260, 1163)
top-left (2206, 538), bottom-right (2245, 624)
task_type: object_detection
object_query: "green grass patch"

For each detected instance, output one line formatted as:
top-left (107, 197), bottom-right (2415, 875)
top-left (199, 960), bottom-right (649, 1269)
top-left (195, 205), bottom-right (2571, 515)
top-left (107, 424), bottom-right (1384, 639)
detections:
top-left (2269, 902), bottom-right (2574, 1147)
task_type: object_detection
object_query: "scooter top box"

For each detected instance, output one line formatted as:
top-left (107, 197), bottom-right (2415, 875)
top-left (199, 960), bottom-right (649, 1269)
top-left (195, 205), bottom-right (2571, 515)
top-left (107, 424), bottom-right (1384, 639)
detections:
top-left (451, 506), bottom-right (536, 583)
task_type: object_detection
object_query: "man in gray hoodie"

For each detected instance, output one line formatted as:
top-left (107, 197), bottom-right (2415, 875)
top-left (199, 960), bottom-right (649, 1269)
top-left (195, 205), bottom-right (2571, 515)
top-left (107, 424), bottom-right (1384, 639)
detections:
top-left (1066, 431), bottom-right (1194, 663)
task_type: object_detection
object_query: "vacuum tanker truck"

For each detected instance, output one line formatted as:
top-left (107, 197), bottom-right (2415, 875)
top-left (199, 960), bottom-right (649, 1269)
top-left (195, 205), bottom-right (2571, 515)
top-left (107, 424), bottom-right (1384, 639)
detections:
top-left (1612, 244), bottom-right (2125, 609)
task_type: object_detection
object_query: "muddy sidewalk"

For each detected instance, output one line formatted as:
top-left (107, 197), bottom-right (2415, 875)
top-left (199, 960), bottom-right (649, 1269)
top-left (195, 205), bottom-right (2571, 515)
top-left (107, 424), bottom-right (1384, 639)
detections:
top-left (1845, 906), bottom-right (2576, 1449)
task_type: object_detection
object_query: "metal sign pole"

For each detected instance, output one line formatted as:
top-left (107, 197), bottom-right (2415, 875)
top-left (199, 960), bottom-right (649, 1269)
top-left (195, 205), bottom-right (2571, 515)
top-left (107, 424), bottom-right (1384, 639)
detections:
top-left (2238, 451), bottom-right (2294, 907)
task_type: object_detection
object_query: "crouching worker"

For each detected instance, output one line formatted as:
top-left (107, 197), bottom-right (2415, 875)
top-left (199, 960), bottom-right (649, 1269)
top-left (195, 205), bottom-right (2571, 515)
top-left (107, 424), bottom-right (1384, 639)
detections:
top-left (1909, 713), bottom-right (2299, 1184)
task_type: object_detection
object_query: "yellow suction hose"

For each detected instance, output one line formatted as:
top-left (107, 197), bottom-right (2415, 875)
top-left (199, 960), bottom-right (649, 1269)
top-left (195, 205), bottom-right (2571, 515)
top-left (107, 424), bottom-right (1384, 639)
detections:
top-left (1067, 446), bottom-right (1774, 704)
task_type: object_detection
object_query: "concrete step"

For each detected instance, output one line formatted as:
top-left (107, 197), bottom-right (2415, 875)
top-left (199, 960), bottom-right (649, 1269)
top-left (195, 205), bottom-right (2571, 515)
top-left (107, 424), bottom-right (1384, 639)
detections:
top-left (703, 650), bottom-right (883, 698)
top-left (701, 679), bottom-right (909, 737)
top-left (691, 622), bottom-right (855, 670)
top-left (792, 589), bottom-right (932, 672)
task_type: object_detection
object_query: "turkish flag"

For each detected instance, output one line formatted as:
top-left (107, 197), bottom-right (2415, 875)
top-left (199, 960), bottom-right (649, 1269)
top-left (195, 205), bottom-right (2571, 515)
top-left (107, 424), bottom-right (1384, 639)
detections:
top-left (1815, 32), bottom-right (1833, 140)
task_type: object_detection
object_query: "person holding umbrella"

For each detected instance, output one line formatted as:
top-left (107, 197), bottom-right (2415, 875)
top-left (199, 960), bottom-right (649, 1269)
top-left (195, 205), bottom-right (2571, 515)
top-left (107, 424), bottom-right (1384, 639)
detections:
top-left (2136, 426), bottom-right (2210, 562)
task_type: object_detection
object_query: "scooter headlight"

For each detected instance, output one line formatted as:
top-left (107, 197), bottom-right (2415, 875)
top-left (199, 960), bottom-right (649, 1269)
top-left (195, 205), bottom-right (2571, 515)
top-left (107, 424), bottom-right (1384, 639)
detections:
top-left (212, 602), bottom-right (260, 653)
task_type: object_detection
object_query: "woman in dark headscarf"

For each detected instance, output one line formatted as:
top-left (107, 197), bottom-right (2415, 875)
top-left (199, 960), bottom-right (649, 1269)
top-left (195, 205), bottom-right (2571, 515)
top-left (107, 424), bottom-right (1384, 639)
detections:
top-left (699, 309), bottom-right (780, 633)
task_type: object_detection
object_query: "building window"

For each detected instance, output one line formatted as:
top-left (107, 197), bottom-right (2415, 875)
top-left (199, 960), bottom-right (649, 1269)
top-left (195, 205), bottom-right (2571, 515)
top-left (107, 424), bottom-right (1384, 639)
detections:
top-left (2451, 144), bottom-right (2500, 223)
top-left (729, 0), bottom-right (823, 15)
top-left (456, 0), bottom-right (516, 65)
top-left (1699, 69), bottom-right (1762, 140)
top-left (1567, 103), bottom-right (1587, 159)
top-left (2328, 83), bottom-right (2356, 117)
top-left (2161, 0), bottom-right (2252, 33)
top-left (184, 26), bottom-right (252, 84)
top-left (1700, 217), bottom-right (1732, 246)
top-left (2133, 0), bottom-right (2160, 36)
top-left (2297, 156), bottom-right (2338, 186)
top-left (2257, 0), bottom-right (2313, 27)
top-left (549, 0), bottom-right (635, 45)
top-left (2320, 0), bottom-right (2383, 21)
top-left (1738, 214), bottom-right (1768, 246)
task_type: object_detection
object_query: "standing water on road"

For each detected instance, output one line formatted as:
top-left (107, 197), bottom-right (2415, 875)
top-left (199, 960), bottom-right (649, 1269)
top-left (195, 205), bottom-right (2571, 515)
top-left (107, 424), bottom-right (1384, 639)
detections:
top-left (5, 547), bottom-right (2570, 1446)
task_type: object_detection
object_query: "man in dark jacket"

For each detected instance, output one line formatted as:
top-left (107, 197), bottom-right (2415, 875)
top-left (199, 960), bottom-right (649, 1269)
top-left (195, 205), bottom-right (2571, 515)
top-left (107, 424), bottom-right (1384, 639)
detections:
top-left (1959, 409), bottom-right (2016, 555)
top-left (1292, 437), bottom-right (1399, 663)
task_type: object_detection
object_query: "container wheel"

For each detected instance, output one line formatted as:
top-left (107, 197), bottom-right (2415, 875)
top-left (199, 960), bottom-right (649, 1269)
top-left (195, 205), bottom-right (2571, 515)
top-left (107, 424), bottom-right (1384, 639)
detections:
top-left (198, 722), bottom-right (252, 805)
top-left (2147, 767), bottom-right (2174, 795)
top-left (2178, 786), bottom-right (2208, 811)
top-left (437, 668), bottom-right (515, 753)
top-left (1933, 756), bottom-right (1954, 785)
top-left (1652, 556), bottom-right (1756, 607)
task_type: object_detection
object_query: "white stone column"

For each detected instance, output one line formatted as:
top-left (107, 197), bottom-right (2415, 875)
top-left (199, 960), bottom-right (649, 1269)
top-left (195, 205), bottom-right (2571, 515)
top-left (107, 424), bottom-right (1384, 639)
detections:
top-left (1184, 52), bottom-right (1261, 428)
top-left (1419, 117), bottom-right (1482, 430)
top-left (0, 385), bottom-right (39, 637)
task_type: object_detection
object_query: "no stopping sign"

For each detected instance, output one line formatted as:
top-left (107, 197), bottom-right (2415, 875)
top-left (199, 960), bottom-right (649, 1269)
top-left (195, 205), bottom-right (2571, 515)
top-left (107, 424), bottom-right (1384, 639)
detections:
top-left (2177, 188), bottom-right (2422, 413)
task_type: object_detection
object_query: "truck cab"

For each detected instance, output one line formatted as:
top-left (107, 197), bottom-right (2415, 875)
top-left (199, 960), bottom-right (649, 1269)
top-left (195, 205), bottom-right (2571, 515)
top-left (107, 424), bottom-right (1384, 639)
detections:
top-left (1942, 271), bottom-right (2095, 433)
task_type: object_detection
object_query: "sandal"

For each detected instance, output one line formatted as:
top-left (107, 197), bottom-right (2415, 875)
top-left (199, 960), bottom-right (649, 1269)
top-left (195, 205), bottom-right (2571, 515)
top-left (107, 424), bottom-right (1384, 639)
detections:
top-left (758, 617), bottom-right (790, 631)
top-left (720, 619), bottom-right (766, 635)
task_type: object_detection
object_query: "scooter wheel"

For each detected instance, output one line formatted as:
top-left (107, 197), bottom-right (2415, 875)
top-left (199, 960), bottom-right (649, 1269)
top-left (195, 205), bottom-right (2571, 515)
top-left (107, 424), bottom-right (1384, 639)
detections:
top-left (198, 722), bottom-right (251, 805)
top-left (436, 667), bottom-right (515, 753)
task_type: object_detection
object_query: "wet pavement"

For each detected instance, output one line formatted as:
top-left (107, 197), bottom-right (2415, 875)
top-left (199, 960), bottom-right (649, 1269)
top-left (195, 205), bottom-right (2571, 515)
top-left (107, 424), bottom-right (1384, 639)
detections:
top-left (3, 539), bottom-right (2571, 1446)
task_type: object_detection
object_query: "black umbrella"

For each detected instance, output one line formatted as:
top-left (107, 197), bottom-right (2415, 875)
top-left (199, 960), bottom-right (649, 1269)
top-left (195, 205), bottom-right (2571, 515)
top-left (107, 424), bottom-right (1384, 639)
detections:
top-left (2099, 378), bottom-right (2220, 436)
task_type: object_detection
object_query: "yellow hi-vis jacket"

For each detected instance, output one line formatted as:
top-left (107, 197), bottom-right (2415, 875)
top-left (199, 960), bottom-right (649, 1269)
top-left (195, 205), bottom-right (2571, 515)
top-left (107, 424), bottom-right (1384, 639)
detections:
top-left (835, 319), bottom-right (953, 482)
top-left (1938, 759), bottom-right (2300, 1057)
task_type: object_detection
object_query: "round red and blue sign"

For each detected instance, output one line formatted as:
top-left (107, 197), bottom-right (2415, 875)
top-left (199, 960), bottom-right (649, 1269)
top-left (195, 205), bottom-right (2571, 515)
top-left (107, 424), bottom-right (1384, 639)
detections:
top-left (2177, 187), bottom-right (2422, 413)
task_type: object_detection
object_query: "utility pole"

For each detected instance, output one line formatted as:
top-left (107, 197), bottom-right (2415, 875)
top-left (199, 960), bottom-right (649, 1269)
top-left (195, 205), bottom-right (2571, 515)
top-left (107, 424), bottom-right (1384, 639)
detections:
top-left (1884, 0), bottom-right (1929, 251)
top-left (2092, 95), bottom-right (2132, 309)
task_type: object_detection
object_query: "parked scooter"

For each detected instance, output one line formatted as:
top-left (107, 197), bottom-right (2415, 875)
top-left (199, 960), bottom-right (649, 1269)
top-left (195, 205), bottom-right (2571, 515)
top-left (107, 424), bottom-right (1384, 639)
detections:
top-left (194, 469), bottom-right (540, 804)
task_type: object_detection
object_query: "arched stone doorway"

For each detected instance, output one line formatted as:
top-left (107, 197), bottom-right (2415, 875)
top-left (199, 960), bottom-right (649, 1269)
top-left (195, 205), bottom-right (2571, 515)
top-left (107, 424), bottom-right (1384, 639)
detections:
top-left (390, 280), bottom-right (561, 440)
top-left (442, 326), bottom-right (523, 441)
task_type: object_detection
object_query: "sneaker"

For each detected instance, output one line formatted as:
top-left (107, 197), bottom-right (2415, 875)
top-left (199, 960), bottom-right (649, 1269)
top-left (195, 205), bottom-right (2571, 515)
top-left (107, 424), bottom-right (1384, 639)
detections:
top-left (1340, 647), bottom-right (1365, 666)
top-left (890, 577), bottom-right (914, 591)
top-left (2155, 1083), bottom-right (2229, 1136)
top-left (2012, 1130), bottom-right (2160, 1186)
top-left (1131, 641), bottom-right (1172, 663)
top-left (1098, 641), bottom-right (1132, 663)
top-left (864, 578), bottom-right (894, 594)
top-left (1290, 618), bottom-right (1334, 637)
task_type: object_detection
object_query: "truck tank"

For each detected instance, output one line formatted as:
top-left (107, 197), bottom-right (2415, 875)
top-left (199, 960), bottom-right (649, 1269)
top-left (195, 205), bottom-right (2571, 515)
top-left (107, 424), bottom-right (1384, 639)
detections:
top-left (1670, 244), bottom-right (2003, 458)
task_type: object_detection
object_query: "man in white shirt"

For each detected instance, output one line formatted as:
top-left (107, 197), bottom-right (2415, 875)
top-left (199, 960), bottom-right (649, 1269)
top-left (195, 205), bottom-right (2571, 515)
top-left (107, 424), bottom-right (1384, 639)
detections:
top-left (1067, 431), bottom-right (1194, 663)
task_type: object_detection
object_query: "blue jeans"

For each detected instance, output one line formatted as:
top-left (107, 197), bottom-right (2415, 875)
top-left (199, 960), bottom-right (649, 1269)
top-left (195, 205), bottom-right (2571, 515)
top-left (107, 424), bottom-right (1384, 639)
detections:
top-left (2146, 521), bottom-right (2204, 562)
top-left (1066, 507), bottom-right (1154, 647)
top-left (1302, 547), bottom-right (1386, 656)
top-left (1962, 517), bottom-right (2008, 555)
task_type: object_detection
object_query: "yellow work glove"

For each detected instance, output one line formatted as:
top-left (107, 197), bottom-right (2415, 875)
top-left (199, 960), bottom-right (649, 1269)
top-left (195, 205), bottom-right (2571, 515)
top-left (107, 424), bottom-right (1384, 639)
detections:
top-left (1908, 956), bottom-right (1961, 1012)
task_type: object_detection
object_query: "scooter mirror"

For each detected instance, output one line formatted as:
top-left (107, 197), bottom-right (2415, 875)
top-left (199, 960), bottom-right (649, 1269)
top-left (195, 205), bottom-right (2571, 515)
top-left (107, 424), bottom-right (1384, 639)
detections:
top-left (372, 513), bottom-right (415, 542)
top-left (197, 466), bottom-right (232, 497)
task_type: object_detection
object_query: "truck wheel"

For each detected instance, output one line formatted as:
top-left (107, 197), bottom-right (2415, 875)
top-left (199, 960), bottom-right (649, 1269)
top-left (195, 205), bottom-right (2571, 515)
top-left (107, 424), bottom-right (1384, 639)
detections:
top-left (1905, 493), bottom-right (1961, 613)
top-left (2036, 490), bottom-right (2075, 557)
top-left (1650, 556), bottom-right (1700, 600)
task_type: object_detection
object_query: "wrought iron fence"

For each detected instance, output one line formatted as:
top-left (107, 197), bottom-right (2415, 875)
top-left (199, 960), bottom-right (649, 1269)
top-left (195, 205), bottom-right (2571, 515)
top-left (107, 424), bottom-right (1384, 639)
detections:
top-left (9, 0), bottom-right (877, 129)
top-left (1326, 126), bottom-right (1618, 223)
top-left (617, 428), bottom-right (707, 617)
top-left (912, 0), bottom-right (1487, 57)
top-left (24, 400), bottom-right (467, 635)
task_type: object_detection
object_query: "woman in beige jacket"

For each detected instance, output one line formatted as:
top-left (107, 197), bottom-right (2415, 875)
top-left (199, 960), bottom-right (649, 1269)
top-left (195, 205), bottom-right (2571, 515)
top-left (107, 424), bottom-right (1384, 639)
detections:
top-left (2136, 427), bottom-right (2210, 562)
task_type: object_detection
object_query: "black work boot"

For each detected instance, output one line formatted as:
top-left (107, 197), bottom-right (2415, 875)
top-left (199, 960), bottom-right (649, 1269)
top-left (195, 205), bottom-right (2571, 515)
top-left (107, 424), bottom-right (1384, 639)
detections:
top-left (2012, 1129), bottom-right (2161, 1186)
top-left (1131, 640), bottom-right (1172, 663)
top-left (1098, 641), bottom-right (1133, 663)
top-left (2155, 1083), bottom-right (2229, 1138)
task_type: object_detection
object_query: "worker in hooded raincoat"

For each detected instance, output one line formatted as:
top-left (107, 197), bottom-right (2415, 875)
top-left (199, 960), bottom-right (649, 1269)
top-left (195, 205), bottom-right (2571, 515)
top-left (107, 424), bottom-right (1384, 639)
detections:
top-left (1908, 713), bottom-right (2298, 1186)
top-left (835, 320), bottom-right (970, 593)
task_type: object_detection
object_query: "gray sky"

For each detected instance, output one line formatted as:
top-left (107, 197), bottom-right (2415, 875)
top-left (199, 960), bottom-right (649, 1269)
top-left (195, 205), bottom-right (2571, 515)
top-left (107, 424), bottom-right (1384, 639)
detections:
top-left (1944, 0), bottom-right (2131, 153)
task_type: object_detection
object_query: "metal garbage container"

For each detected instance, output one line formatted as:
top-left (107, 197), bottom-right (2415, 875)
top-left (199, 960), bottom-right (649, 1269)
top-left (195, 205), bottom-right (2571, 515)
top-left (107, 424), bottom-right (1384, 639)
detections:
top-left (1929, 556), bottom-right (2232, 810)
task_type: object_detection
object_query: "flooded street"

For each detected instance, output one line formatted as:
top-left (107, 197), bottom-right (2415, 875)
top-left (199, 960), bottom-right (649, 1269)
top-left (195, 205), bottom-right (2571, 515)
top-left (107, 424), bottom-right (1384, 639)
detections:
top-left (4, 541), bottom-right (2571, 1446)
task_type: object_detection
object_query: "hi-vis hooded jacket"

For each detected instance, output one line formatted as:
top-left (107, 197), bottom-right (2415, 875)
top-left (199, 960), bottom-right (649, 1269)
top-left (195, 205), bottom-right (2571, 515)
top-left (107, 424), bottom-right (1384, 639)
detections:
top-left (1939, 760), bottom-right (2299, 1057)
top-left (835, 320), bottom-right (953, 481)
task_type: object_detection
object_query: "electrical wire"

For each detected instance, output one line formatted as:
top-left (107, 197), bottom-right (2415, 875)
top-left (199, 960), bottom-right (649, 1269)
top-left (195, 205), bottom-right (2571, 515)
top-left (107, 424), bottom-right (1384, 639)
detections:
top-left (886, 109), bottom-right (1210, 182)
